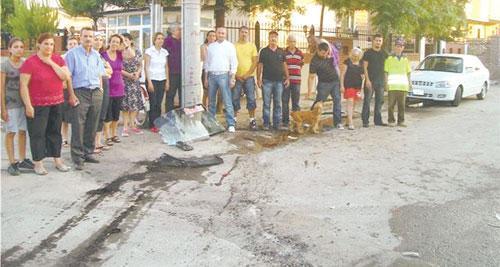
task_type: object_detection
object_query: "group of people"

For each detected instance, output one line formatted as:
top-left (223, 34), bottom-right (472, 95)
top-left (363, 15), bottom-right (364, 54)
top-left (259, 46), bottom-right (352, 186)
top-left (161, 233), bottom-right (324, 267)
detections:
top-left (202, 27), bottom-right (411, 133)
top-left (1, 25), bottom-right (411, 176)
top-left (1, 26), bottom-right (183, 175)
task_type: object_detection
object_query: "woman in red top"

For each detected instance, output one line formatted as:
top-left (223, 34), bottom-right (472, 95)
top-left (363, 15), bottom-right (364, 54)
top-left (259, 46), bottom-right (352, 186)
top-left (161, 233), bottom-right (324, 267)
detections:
top-left (20, 33), bottom-right (77, 175)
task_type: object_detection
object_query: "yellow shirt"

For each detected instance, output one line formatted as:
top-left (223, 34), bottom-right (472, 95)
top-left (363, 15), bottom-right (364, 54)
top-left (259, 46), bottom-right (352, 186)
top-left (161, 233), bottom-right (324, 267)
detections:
top-left (235, 41), bottom-right (258, 77)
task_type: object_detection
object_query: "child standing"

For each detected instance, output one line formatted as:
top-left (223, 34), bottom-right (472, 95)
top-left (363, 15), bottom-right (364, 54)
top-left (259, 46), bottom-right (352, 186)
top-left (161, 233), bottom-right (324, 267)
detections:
top-left (340, 47), bottom-right (365, 130)
top-left (1, 38), bottom-right (34, 175)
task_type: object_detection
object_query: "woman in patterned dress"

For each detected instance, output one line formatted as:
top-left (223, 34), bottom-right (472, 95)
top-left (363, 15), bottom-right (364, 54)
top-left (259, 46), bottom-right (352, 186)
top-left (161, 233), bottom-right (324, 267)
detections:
top-left (120, 33), bottom-right (144, 136)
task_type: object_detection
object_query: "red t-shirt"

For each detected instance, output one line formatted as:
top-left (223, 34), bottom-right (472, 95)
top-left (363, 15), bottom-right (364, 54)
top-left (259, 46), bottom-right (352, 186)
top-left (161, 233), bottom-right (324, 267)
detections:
top-left (20, 54), bottom-right (65, 106)
top-left (285, 48), bottom-right (304, 85)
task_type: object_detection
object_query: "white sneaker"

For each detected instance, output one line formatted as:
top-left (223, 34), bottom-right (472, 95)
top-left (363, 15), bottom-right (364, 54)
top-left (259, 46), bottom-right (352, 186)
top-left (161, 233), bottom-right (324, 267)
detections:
top-left (336, 124), bottom-right (345, 130)
top-left (228, 126), bottom-right (236, 133)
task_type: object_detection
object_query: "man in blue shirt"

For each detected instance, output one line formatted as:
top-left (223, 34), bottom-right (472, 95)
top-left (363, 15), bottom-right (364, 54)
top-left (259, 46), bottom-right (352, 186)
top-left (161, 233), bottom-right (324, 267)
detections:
top-left (65, 27), bottom-right (106, 170)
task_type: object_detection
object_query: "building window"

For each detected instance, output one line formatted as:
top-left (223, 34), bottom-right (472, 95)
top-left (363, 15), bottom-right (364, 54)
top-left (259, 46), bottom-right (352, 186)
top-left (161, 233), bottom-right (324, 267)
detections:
top-left (449, 48), bottom-right (453, 53)
top-left (118, 29), bottom-right (127, 34)
top-left (108, 17), bottom-right (117, 27)
top-left (477, 29), bottom-right (481, 39)
top-left (458, 48), bottom-right (462, 54)
top-left (143, 14), bottom-right (151, 25)
top-left (118, 16), bottom-right (126, 27)
top-left (129, 15), bottom-right (141, 26)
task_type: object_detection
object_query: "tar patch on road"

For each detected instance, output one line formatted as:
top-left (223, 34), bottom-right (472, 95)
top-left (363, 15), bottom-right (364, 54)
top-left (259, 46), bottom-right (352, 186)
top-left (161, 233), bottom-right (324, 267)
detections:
top-left (1, 154), bottom-right (221, 267)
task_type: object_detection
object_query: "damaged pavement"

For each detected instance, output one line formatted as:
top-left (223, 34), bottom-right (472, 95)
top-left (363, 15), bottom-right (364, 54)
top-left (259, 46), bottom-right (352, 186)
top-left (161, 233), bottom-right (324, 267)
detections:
top-left (2, 86), bottom-right (500, 266)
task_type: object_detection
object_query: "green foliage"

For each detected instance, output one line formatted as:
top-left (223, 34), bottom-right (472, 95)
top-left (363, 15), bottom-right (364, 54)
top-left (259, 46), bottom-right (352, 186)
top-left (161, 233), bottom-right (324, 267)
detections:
top-left (8, 0), bottom-right (58, 47)
top-left (59, 0), bottom-right (106, 28)
top-left (368, 0), bottom-right (467, 40)
top-left (412, 0), bottom-right (467, 40)
top-left (1, 0), bottom-right (15, 32)
top-left (59, 0), bottom-right (176, 29)
top-left (239, 0), bottom-right (299, 28)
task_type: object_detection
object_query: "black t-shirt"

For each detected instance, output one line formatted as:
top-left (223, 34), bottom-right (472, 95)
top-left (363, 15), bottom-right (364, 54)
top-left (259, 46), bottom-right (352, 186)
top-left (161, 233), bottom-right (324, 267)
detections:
top-left (309, 54), bottom-right (339, 82)
top-left (361, 48), bottom-right (388, 82)
top-left (259, 46), bottom-right (286, 81)
top-left (343, 59), bottom-right (364, 89)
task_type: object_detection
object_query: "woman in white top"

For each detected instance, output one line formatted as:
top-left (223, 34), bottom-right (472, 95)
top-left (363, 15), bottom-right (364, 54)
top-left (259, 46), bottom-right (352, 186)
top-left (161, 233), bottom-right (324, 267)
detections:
top-left (200, 30), bottom-right (216, 107)
top-left (144, 32), bottom-right (169, 133)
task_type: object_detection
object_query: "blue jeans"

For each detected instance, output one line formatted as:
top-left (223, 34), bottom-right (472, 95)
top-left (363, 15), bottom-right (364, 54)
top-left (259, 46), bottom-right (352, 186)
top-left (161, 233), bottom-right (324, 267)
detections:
top-left (282, 83), bottom-right (301, 125)
top-left (316, 81), bottom-right (342, 126)
top-left (208, 73), bottom-right (235, 127)
top-left (232, 77), bottom-right (257, 113)
top-left (262, 80), bottom-right (283, 128)
top-left (362, 80), bottom-right (385, 125)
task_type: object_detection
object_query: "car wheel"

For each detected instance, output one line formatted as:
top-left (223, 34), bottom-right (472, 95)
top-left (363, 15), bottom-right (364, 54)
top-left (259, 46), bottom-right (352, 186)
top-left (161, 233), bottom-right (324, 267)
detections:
top-left (476, 82), bottom-right (487, 100)
top-left (451, 86), bottom-right (462, 107)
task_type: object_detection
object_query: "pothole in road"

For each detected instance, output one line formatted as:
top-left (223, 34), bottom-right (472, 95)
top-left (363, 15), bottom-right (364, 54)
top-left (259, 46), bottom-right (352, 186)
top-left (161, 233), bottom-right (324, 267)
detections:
top-left (228, 117), bottom-right (336, 154)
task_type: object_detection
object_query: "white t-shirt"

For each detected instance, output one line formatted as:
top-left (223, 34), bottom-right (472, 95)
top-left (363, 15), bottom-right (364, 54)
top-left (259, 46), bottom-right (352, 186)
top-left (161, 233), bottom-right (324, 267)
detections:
top-left (145, 46), bottom-right (169, 81)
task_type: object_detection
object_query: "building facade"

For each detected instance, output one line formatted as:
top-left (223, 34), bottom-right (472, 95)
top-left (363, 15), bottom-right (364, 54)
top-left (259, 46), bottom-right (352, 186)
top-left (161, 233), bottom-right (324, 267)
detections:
top-left (465, 0), bottom-right (500, 39)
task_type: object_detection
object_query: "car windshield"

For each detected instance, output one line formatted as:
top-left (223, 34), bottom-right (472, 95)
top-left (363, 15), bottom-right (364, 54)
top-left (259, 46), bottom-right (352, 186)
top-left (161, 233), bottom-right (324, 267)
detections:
top-left (416, 57), bottom-right (463, 73)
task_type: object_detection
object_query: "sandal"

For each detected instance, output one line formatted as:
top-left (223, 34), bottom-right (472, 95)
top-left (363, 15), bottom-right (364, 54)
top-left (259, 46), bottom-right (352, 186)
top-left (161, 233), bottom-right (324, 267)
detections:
top-left (55, 164), bottom-right (71, 172)
top-left (111, 136), bottom-right (121, 143)
top-left (93, 148), bottom-right (102, 154)
top-left (96, 145), bottom-right (110, 151)
top-left (176, 141), bottom-right (193, 151)
top-left (34, 166), bottom-right (48, 176)
top-left (348, 125), bottom-right (355, 130)
top-left (105, 138), bottom-right (115, 146)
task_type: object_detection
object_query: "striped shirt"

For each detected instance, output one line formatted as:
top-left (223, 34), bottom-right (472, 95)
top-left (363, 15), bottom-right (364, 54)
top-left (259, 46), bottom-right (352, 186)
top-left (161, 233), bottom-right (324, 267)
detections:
top-left (285, 48), bottom-right (304, 85)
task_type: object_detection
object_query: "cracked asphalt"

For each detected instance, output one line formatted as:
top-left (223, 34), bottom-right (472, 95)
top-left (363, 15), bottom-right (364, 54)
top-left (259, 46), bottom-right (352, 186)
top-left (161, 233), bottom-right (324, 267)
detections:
top-left (2, 84), bottom-right (499, 266)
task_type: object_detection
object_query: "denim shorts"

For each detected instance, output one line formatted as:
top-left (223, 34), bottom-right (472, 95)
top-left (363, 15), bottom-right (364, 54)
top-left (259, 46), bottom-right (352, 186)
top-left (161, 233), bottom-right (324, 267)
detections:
top-left (3, 107), bottom-right (27, 133)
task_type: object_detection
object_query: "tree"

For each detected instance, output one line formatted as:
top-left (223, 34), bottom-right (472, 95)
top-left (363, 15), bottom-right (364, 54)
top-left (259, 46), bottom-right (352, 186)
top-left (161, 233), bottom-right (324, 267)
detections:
top-left (413, 0), bottom-right (467, 40)
top-left (368, 0), bottom-right (467, 46)
top-left (1, 0), bottom-right (15, 33)
top-left (317, 0), bottom-right (369, 36)
top-left (240, 0), bottom-right (300, 28)
top-left (8, 0), bottom-right (58, 49)
top-left (60, 0), bottom-right (176, 30)
top-left (59, 0), bottom-right (107, 30)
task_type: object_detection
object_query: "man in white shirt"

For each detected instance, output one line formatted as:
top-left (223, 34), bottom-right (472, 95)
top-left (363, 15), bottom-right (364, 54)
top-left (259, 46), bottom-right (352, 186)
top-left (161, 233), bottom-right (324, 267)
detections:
top-left (204, 26), bottom-right (238, 133)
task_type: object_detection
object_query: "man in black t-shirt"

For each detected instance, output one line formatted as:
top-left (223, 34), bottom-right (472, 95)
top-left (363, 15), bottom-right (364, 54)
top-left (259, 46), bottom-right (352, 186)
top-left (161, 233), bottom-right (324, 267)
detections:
top-left (308, 42), bottom-right (343, 128)
top-left (361, 34), bottom-right (389, 127)
top-left (257, 31), bottom-right (290, 130)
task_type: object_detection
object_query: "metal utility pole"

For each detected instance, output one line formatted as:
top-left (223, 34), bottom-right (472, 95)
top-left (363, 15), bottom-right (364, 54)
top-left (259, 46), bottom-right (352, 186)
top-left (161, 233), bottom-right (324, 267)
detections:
top-left (181, 0), bottom-right (201, 107)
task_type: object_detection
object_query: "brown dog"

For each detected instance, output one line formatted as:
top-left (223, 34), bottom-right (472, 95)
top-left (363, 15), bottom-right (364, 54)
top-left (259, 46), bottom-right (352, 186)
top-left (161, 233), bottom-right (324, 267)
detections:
top-left (290, 101), bottom-right (323, 134)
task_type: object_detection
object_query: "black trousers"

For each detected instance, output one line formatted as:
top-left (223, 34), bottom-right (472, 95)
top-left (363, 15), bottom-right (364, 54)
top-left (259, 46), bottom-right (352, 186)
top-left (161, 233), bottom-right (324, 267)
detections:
top-left (166, 73), bottom-right (182, 112)
top-left (148, 80), bottom-right (166, 128)
top-left (27, 104), bottom-right (63, 161)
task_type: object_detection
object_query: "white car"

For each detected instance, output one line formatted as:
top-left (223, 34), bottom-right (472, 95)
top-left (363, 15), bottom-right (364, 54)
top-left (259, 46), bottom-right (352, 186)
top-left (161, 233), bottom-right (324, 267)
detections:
top-left (409, 54), bottom-right (490, 106)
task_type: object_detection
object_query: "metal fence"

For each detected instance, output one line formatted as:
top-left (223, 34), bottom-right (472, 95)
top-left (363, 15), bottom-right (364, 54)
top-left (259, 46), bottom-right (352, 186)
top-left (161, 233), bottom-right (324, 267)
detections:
top-left (224, 19), bottom-right (418, 56)
top-left (224, 20), bottom-right (383, 52)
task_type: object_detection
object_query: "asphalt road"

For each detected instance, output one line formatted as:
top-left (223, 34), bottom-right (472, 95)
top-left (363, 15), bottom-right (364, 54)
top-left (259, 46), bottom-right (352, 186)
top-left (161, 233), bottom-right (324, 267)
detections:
top-left (2, 84), bottom-right (499, 266)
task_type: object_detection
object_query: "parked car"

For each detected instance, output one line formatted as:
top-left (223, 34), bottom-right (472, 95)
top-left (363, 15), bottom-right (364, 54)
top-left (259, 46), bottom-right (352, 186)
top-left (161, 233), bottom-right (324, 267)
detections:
top-left (409, 54), bottom-right (490, 106)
